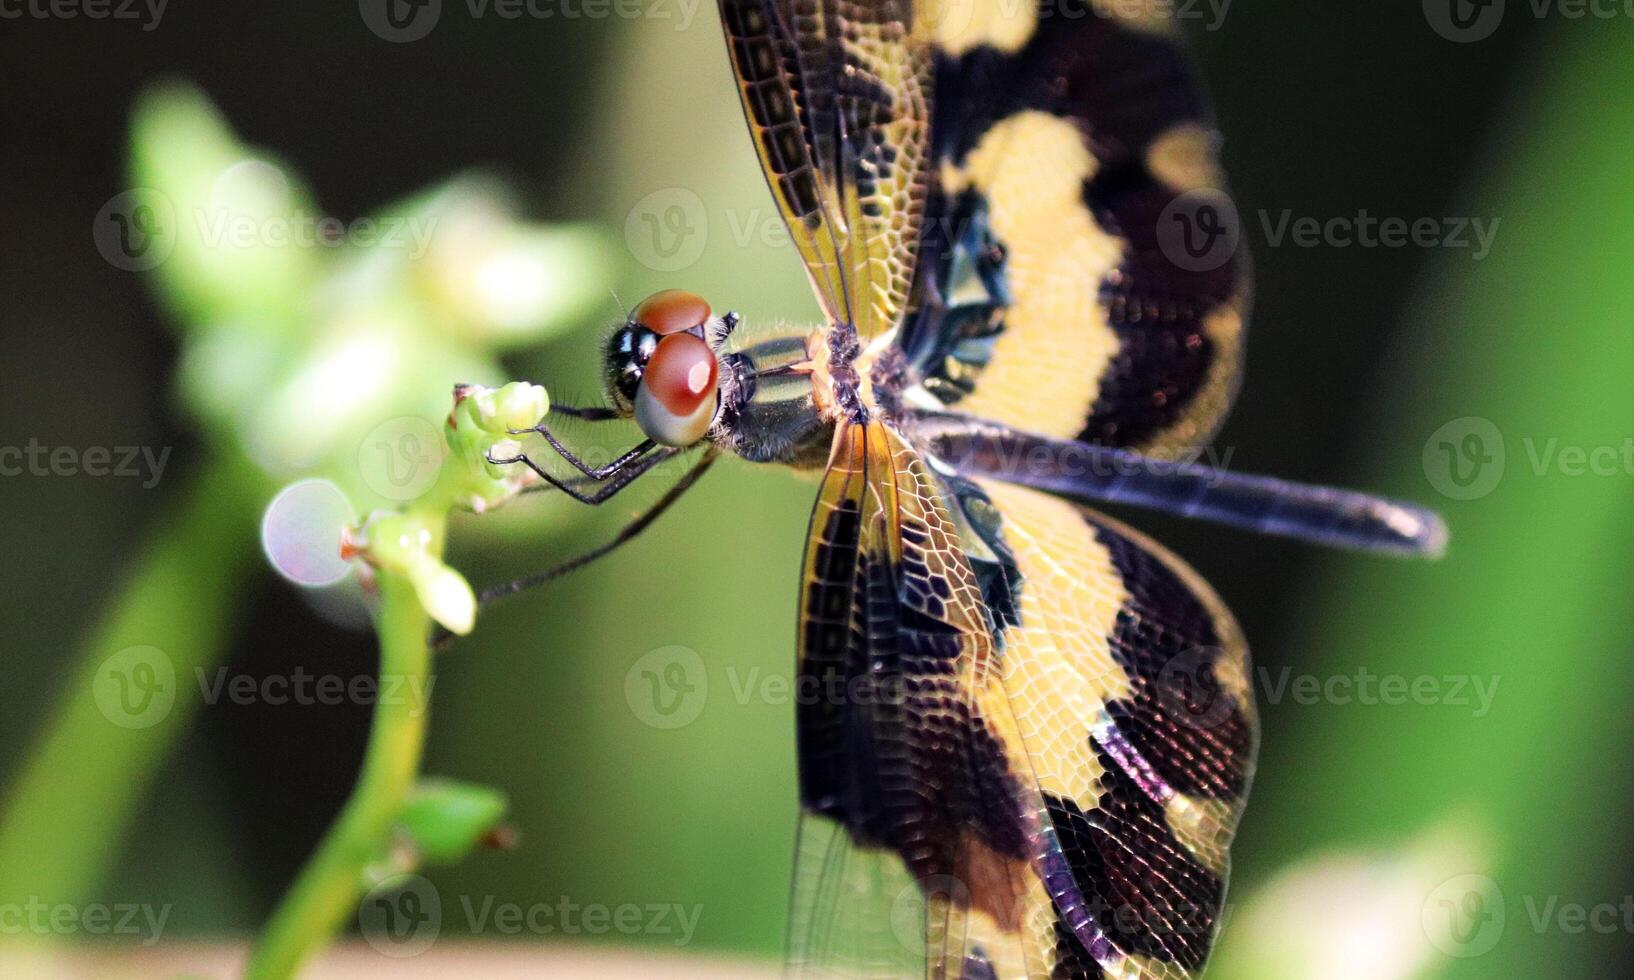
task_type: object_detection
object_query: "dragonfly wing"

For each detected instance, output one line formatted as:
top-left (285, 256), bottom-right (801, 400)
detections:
top-left (902, 1), bottom-right (1248, 454)
top-left (718, 0), bottom-right (934, 341)
top-left (793, 419), bottom-right (1044, 977)
top-left (790, 421), bottom-right (1255, 977)
top-left (786, 811), bottom-right (933, 978)
top-left (967, 478), bottom-right (1258, 976)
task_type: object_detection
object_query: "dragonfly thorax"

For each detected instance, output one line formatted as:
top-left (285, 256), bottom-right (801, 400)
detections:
top-left (806, 323), bottom-right (904, 425)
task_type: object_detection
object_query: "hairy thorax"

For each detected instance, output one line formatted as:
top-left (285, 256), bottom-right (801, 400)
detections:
top-left (714, 320), bottom-right (908, 469)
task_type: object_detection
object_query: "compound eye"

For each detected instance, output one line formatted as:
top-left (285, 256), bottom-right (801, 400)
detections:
top-left (634, 289), bottom-right (712, 336)
top-left (633, 332), bottom-right (719, 446)
top-left (604, 326), bottom-right (658, 416)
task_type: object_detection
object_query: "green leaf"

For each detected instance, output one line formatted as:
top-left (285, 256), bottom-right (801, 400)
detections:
top-left (396, 779), bottom-right (510, 866)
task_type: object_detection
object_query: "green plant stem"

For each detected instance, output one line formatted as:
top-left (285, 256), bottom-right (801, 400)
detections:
top-left (244, 522), bottom-right (440, 980)
top-left (0, 450), bottom-right (263, 908)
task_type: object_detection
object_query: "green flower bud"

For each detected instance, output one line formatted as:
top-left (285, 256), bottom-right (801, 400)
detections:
top-left (414, 563), bottom-right (475, 636)
top-left (349, 511), bottom-right (476, 635)
top-left (493, 381), bottom-right (549, 433)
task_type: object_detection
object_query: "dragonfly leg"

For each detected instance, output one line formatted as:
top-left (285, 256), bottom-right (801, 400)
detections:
top-left (547, 403), bottom-right (622, 422)
top-left (486, 443), bottom-right (676, 505)
top-left (507, 414), bottom-right (655, 480)
top-left (478, 448), bottom-right (719, 607)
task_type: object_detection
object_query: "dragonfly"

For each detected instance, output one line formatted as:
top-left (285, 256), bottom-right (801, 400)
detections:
top-left (487, 1), bottom-right (1447, 975)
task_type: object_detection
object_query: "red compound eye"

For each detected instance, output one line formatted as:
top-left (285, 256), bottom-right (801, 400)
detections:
top-left (645, 333), bottom-right (718, 414)
top-left (634, 289), bottom-right (712, 336)
top-left (634, 332), bottom-right (719, 447)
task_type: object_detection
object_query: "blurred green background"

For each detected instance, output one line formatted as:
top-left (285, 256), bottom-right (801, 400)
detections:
top-left (1, 2), bottom-right (1631, 977)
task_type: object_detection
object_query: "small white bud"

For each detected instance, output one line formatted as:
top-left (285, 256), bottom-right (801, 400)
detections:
top-left (413, 561), bottom-right (476, 636)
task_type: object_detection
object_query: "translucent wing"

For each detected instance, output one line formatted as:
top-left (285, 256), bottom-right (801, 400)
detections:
top-left (718, 0), bottom-right (933, 341)
top-left (901, 1), bottom-right (1249, 454)
top-left (790, 421), bottom-right (1256, 977)
top-left (785, 812), bottom-right (927, 977)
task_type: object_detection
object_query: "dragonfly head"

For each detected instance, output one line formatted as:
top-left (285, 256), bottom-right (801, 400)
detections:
top-left (603, 289), bottom-right (722, 447)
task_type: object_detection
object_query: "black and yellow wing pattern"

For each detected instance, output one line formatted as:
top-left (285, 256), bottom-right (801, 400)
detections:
top-left (719, 1), bottom-right (1259, 976)
top-left (721, 0), bottom-right (1246, 451)
top-left (718, 0), bottom-right (933, 342)
top-left (901, 0), bottom-right (1246, 454)
top-left (793, 420), bottom-right (1254, 978)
